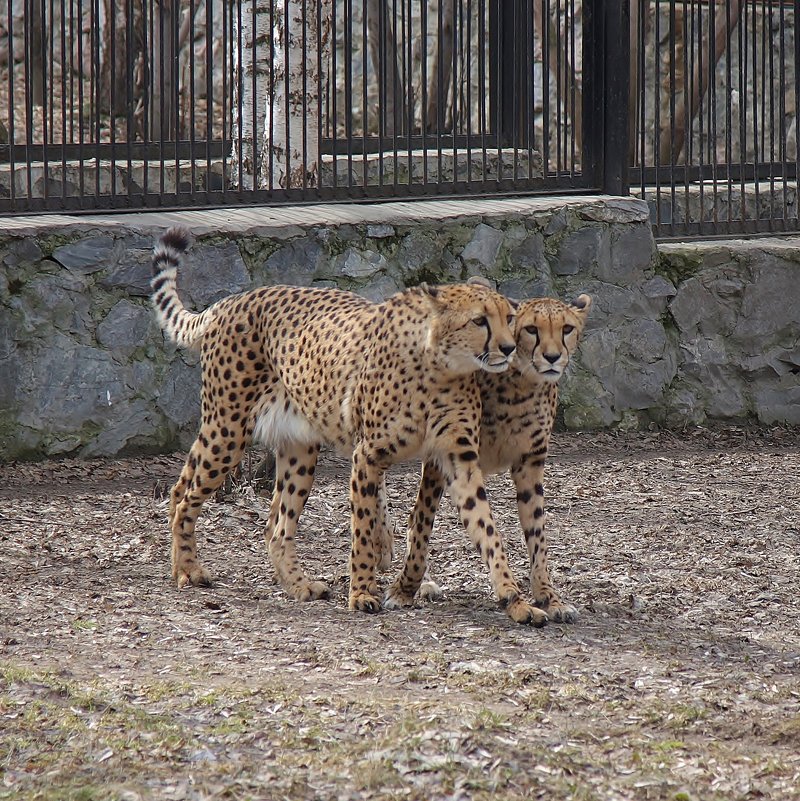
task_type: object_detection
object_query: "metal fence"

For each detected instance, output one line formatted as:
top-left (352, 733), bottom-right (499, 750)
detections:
top-left (0, 1), bottom-right (797, 238)
top-left (0, 0), bottom-right (603, 213)
top-left (631, 0), bottom-right (799, 237)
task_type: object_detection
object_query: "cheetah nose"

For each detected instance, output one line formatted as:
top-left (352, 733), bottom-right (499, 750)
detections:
top-left (544, 352), bottom-right (560, 364)
top-left (500, 343), bottom-right (516, 357)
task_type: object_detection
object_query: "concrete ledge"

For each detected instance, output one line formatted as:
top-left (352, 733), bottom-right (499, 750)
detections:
top-left (1, 194), bottom-right (645, 236)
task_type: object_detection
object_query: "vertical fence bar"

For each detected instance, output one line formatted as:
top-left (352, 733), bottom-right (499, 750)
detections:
top-left (110, 0), bottom-right (118, 201)
top-left (795, 0), bottom-right (800, 223)
top-left (205, 0), bottom-right (213, 191)
top-left (188, 0), bottom-right (196, 198)
top-left (361, 0), bottom-right (367, 191)
top-left (778, 0), bottom-right (787, 226)
top-left (6, 0), bottom-right (16, 204)
top-left (59, 0), bottom-right (68, 202)
top-left (317, 0), bottom-right (323, 197)
top-left (708, 0), bottom-right (718, 230)
top-left (542, 0), bottom-right (551, 175)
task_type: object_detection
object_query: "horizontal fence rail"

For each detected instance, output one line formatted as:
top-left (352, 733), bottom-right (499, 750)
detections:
top-left (0, 0), bottom-right (591, 213)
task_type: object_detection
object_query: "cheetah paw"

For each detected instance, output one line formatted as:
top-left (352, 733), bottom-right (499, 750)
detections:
top-left (418, 576), bottom-right (442, 602)
top-left (383, 586), bottom-right (416, 610)
top-left (505, 598), bottom-right (548, 627)
top-left (349, 590), bottom-right (382, 614)
top-left (542, 601), bottom-right (578, 624)
top-left (174, 565), bottom-right (212, 588)
top-left (292, 580), bottom-right (331, 602)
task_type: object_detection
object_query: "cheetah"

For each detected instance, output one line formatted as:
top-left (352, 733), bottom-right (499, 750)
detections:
top-left (383, 291), bottom-right (592, 624)
top-left (151, 228), bottom-right (543, 624)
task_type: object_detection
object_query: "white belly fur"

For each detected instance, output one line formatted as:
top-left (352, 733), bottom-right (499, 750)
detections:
top-left (252, 399), bottom-right (320, 450)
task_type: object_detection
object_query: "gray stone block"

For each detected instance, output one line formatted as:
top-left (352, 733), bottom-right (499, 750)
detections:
top-left (2, 238), bottom-right (43, 268)
top-left (577, 198), bottom-right (651, 225)
top-left (754, 381), bottom-right (800, 425)
top-left (52, 236), bottom-right (117, 274)
top-left (261, 238), bottom-right (325, 286)
top-left (366, 224), bottom-right (395, 239)
top-left (16, 333), bottom-right (131, 435)
top-left (461, 224), bottom-right (504, 273)
top-left (336, 248), bottom-right (387, 279)
top-left (180, 241), bottom-right (250, 308)
top-left (81, 401), bottom-right (158, 458)
top-left (356, 274), bottom-right (402, 302)
top-left (555, 227), bottom-right (607, 276)
top-left (396, 230), bottom-right (443, 281)
top-left (21, 270), bottom-right (94, 343)
top-left (101, 239), bottom-right (155, 297)
top-left (96, 300), bottom-right (155, 359)
top-left (156, 357), bottom-right (202, 428)
top-left (603, 225), bottom-right (656, 286)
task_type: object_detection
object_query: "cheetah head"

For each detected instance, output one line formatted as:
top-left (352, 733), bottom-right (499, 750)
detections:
top-left (514, 294), bottom-right (592, 383)
top-left (420, 283), bottom-right (517, 376)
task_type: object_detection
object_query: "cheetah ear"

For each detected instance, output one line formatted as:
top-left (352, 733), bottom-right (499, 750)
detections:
top-left (569, 293), bottom-right (592, 325)
top-left (570, 293), bottom-right (592, 313)
top-left (418, 282), bottom-right (444, 312)
top-left (467, 275), bottom-right (494, 290)
top-left (419, 282), bottom-right (439, 298)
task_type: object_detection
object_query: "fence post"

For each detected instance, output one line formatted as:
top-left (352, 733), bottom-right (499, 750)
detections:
top-left (583, 0), bottom-right (630, 195)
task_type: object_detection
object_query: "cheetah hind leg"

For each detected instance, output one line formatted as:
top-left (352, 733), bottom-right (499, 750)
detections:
top-left (267, 445), bottom-right (330, 602)
top-left (170, 429), bottom-right (244, 588)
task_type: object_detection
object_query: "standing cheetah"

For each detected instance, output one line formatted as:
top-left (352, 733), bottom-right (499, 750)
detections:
top-left (384, 292), bottom-right (592, 624)
top-left (151, 228), bottom-right (543, 624)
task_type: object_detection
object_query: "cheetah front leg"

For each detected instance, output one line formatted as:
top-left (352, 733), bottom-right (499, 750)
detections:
top-left (267, 444), bottom-right (329, 601)
top-left (445, 455), bottom-right (547, 626)
top-left (347, 442), bottom-right (386, 613)
top-left (511, 455), bottom-right (577, 623)
top-left (384, 461), bottom-right (445, 607)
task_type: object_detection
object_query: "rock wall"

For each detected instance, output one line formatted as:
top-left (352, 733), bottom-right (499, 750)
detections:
top-left (0, 197), bottom-right (798, 462)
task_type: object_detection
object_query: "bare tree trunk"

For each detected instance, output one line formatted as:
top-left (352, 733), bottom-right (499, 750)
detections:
top-left (259, 0), bottom-right (331, 189)
top-left (424, 0), bottom-right (454, 134)
top-left (150, 0), bottom-right (179, 141)
top-left (366, 0), bottom-right (406, 136)
top-left (535, 1), bottom-right (582, 154)
top-left (98, 0), bottom-right (132, 117)
top-left (664, 0), bottom-right (743, 164)
top-left (30, 0), bottom-right (45, 105)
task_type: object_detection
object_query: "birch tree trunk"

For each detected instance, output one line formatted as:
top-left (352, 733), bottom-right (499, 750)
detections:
top-left (230, 1), bottom-right (271, 189)
top-left (259, 0), bottom-right (331, 189)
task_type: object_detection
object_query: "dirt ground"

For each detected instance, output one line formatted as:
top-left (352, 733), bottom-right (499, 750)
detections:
top-left (1, 426), bottom-right (799, 801)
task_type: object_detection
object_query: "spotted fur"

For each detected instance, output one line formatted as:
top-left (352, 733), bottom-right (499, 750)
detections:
top-left (151, 227), bottom-right (542, 623)
top-left (383, 292), bottom-right (592, 624)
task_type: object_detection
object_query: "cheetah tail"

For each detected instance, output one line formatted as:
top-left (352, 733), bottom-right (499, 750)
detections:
top-left (150, 227), bottom-right (214, 349)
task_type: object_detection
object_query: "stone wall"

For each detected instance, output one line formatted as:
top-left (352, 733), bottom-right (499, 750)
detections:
top-left (0, 196), bottom-right (798, 462)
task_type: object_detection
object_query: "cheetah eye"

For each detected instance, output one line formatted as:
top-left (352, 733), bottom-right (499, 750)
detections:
top-left (506, 314), bottom-right (515, 325)
top-left (472, 315), bottom-right (488, 327)
top-left (524, 325), bottom-right (538, 336)
top-left (563, 325), bottom-right (575, 335)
